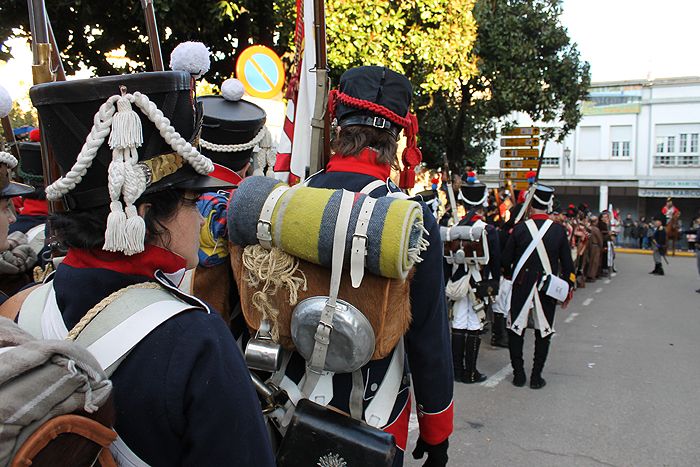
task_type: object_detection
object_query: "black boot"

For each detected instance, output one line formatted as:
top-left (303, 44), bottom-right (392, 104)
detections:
top-left (657, 264), bottom-right (665, 276)
top-left (650, 263), bottom-right (661, 274)
top-left (491, 314), bottom-right (509, 348)
top-left (508, 330), bottom-right (526, 387)
top-left (451, 329), bottom-right (467, 383)
top-left (463, 331), bottom-right (487, 383)
top-left (530, 331), bottom-right (551, 389)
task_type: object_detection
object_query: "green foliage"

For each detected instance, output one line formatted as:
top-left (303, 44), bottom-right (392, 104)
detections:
top-left (420, 0), bottom-right (590, 171)
top-left (0, 0), bottom-right (294, 84)
top-left (326, 0), bottom-right (479, 94)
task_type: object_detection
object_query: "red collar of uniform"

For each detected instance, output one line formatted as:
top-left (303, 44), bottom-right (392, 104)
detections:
top-left (326, 148), bottom-right (391, 180)
top-left (20, 198), bottom-right (48, 216)
top-left (530, 213), bottom-right (550, 220)
top-left (63, 244), bottom-right (186, 277)
top-left (470, 214), bottom-right (483, 222)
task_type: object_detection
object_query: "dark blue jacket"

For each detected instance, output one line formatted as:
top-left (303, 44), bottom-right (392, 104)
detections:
top-left (48, 247), bottom-right (275, 467)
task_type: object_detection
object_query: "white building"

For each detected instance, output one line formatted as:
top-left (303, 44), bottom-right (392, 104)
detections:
top-left (484, 77), bottom-right (700, 226)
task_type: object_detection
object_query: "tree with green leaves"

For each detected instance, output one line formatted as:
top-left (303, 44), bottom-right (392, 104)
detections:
top-left (0, 0), bottom-right (294, 84)
top-left (416, 0), bottom-right (591, 170)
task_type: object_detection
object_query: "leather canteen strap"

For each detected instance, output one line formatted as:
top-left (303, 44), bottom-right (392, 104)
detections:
top-left (301, 190), bottom-right (354, 397)
top-left (350, 195), bottom-right (378, 288)
top-left (257, 185), bottom-right (289, 250)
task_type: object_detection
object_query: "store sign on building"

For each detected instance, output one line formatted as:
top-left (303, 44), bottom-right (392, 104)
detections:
top-left (638, 180), bottom-right (700, 189)
top-left (638, 188), bottom-right (700, 198)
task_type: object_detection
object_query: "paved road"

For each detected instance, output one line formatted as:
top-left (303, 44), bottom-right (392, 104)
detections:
top-left (406, 252), bottom-right (700, 467)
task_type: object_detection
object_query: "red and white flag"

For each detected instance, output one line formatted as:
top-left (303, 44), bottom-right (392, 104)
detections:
top-left (273, 0), bottom-right (317, 184)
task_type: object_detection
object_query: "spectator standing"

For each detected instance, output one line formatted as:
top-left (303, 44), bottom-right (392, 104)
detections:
top-left (623, 214), bottom-right (634, 247)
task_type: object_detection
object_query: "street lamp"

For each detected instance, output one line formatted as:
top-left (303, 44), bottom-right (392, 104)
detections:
top-left (564, 147), bottom-right (572, 168)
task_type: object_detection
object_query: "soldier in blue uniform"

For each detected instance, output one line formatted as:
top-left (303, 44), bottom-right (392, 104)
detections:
top-left (288, 66), bottom-right (454, 466)
top-left (11, 71), bottom-right (275, 466)
top-left (502, 185), bottom-right (575, 389)
top-left (446, 177), bottom-right (501, 383)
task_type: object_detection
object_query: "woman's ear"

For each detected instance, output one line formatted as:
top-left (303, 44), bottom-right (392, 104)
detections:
top-left (137, 203), bottom-right (151, 218)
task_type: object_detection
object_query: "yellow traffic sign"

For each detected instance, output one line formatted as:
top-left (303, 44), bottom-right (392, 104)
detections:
top-left (500, 159), bottom-right (539, 169)
top-left (499, 170), bottom-right (532, 180)
top-left (500, 148), bottom-right (539, 158)
top-left (502, 127), bottom-right (540, 136)
top-left (500, 138), bottom-right (539, 147)
top-left (235, 45), bottom-right (285, 99)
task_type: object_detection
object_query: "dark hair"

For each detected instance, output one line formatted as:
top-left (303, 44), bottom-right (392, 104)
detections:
top-left (51, 189), bottom-right (189, 250)
top-left (330, 125), bottom-right (399, 168)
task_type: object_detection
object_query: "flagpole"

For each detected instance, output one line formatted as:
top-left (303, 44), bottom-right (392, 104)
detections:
top-left (308, 0), bottom-right (329, 174)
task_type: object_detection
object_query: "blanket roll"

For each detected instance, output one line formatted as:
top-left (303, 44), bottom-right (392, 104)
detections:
top-left (227, 176), bottom-right (427, 280)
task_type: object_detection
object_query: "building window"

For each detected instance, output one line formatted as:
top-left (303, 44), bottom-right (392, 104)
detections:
top-left (691, 133), bottom-right (699, 153)
top-left (667, 136), bottom-right (675, 153)
top-left (656, 137), bottom-right (665, 153)
top-left (541, 157), bottom-right (560, 167)
top-left (654, 155), bottom-right (673, 166)
top-left (611, 140), bottom-right (630, 158)
top-left (680, 134), bottom-right (688, 153)
top-left (678, 155), bottom-right (700, 166)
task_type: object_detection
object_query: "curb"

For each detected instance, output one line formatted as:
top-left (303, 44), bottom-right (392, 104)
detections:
top-left (616, 248), bottom-right (695, 258)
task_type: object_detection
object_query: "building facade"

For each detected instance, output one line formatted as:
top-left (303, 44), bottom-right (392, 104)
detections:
top-left (485, 77), bottom-right (700, 229)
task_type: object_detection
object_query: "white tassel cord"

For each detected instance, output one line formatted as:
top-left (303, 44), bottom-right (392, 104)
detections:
top-left (0, 151), bottom-right (18, 169)
top-left (47, 91), bottom-right (215, 255)
top-left (201, 126), bottom-right (276, 178)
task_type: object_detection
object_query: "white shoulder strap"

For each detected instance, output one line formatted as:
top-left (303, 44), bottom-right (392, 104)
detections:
top-left (17, 282), bottom-right (54, 338)
top-left (525, 220), bottom-right (553, 275)
top-left (512, 219), bottom-right (553, 280)
top-left (364, 338), bottom-right (405, 428)
top-left (360, 179), bottom-right (385, 194)
top-left (82, 299), bottom-right (194, 373)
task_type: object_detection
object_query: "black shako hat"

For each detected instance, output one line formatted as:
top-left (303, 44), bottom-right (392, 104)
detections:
top-left (199, 87), bottom-right (267, 177)
top-left (29, 71), bottom-right (233, 212)
top-left (29, 71), bottom-right (233, 256)
top-left (17, 142), bottom-right (44, 188)
top-left (333, 66), bottom-right (412, 138)
top-left (459, 182), bottom-right (487, 206)
top-left (531, 184), bottom-right (555, 210)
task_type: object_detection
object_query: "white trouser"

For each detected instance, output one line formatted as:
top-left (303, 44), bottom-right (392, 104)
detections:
top-left (452, 297), bottom-right (482, 331)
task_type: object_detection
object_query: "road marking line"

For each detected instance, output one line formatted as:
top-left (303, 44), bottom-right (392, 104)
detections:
top-left (604, 279), bottom-right (611, 284)
top-left (480, 364), bottom-right (513, 388)
top-left (583, 298), bottom-right (594, 307)
top-left (564, 312), bottom-right (579, 323)
top-left (595, 288), bottom-right (603, 294)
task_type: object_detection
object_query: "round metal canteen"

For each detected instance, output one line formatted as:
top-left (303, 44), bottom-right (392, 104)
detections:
top-left (291, 297), bottom-right (375, 373)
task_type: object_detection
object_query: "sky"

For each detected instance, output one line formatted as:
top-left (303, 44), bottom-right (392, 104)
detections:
top-left (3, 0), bottom-right (700, 101)
top-left (561, 0), bottom-right (700, 82)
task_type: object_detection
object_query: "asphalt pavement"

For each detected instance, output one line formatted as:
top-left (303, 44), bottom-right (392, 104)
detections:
top-left (406, 252), bottom-right (700, 467)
